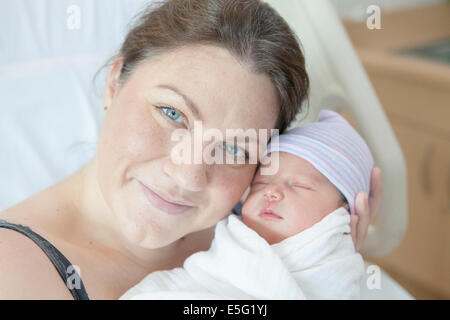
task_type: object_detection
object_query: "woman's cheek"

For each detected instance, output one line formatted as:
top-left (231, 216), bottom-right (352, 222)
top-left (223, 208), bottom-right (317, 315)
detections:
top-left (217, 167), bottom-right (255, 209)
top-left (111, 103), bottom-right (168, 163)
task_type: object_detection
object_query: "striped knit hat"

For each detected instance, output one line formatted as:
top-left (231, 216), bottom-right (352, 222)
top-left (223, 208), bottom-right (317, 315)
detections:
top-left (264, 110), bottom-right (374, 214)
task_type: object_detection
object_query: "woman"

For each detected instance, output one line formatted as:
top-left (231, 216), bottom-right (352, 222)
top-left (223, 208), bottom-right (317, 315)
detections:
top-left (0, 0), bottom-right (382, 300)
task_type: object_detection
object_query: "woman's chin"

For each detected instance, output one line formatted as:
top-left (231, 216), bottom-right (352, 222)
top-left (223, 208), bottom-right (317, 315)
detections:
top-left (110, 201), bottom-right (161, 247)
top-left (120, 219), bottom-right (171, 249)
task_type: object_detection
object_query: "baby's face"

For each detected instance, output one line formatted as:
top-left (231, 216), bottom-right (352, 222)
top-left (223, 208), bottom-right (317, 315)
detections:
top-left (242, 152), bottom-right (346, 245)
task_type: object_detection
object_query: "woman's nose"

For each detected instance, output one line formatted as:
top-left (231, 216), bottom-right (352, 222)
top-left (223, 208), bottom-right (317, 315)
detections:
top-left (163, 159), bottom-right (207, 192)
top-left (263, 184), bottom-right (284, 202)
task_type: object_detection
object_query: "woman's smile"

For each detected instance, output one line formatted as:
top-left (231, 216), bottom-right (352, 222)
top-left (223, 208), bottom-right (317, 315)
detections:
top-left (138, 180), bottom-right (196, 215)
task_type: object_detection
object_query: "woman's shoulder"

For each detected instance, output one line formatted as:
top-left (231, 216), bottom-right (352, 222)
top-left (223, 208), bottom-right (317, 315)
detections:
top-left (0, 183), bottom-right (75, 241)
top-left (0, 226), bottom-right (74, 299)
top-left (0, 197), bottom-right (75, 299)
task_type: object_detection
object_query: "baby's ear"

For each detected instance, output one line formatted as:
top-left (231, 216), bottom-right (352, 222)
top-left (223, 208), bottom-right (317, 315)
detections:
top-left (343, 202), bottom-right (350, 212)
top-left (339, 196), bottom-right (350, 212)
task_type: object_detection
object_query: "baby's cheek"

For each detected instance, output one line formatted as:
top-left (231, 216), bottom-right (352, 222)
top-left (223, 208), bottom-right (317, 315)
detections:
top-left (241, 191), bottom-right (258, 217)
top-left (241, 197), bottom-right (250, 217)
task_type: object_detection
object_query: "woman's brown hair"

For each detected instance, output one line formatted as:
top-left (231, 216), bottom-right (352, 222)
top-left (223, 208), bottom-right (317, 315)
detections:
top-left (107, 0), bottom-right (309, 133)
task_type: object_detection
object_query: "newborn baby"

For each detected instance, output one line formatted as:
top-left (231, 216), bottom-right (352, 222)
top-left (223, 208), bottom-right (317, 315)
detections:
top-left (120, 110), bottom-right (373, 300)
top-left (242, 146), bottom-right (351, 246)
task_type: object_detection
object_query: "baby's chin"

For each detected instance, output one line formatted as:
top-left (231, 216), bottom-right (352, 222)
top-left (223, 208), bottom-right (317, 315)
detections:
top-left (240, 211), bottom-right (283, 245)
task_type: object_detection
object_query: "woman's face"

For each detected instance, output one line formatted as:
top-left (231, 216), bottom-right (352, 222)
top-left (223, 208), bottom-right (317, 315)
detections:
top-left (97, 44), bottom-right (279, 248)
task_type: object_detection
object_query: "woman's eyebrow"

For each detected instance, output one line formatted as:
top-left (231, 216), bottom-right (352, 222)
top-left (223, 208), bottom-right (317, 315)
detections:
top-left (156, 84), bottom-right (202, 120)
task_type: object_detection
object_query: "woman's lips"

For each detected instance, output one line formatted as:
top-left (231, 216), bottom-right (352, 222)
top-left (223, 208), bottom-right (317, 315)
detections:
top-left (258, 209), bottom-right (283, 220)
top-left (139, 181), bottom-right (194, 215)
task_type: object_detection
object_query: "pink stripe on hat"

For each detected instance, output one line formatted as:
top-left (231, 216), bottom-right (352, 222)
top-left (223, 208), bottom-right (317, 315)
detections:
top-left (264, 110), bottom-right (374, 214)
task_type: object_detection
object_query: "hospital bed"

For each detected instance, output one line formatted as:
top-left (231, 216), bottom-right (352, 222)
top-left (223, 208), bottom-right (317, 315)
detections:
top-left (0, 0), bottom-right (413, 299)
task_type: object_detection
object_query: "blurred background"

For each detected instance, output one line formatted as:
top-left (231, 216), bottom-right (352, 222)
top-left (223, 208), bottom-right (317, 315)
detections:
top-left (331, 0), bottom-right (449, 299)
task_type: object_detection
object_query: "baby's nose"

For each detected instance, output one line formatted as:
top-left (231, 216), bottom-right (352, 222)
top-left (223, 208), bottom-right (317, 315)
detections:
top-left (263, 185), bottom-right (284, 202)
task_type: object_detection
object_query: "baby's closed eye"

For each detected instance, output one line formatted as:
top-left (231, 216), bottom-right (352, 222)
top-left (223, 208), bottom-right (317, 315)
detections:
top-left (291, 183), bottom-right (313, 190)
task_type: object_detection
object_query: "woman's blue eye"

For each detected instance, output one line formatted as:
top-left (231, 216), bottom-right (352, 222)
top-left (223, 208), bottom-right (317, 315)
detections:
top-left (160, 106), bottom-right (184, 124)
top-left (221, 143), bottom-right (249, 159)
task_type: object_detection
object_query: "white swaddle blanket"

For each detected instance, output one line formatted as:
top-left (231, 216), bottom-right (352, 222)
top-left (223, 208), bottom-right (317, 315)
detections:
top-left (120, 207), bottom-right (364, 300)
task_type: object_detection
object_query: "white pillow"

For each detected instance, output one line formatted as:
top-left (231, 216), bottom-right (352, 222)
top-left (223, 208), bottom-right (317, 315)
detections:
top-left (0, 0), bottom-right (151, 210)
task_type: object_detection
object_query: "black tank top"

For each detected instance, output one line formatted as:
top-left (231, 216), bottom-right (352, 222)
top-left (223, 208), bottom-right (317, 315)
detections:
top-left (0, 219), bottom-right (90, 300)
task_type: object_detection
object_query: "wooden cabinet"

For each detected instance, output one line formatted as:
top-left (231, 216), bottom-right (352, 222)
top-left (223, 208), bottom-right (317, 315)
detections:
top-left (374, 124), bottom-right (450, 298)
top-left (343, 3), bottom-right (450, 299)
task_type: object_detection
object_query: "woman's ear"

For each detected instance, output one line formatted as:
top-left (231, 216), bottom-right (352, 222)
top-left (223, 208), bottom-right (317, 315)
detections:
top-left (103, 57), bottom-right (124, 108)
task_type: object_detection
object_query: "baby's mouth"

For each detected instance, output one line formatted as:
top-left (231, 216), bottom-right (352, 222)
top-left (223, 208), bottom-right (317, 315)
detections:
top-left (258, 208), bottom-right (283, 220)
